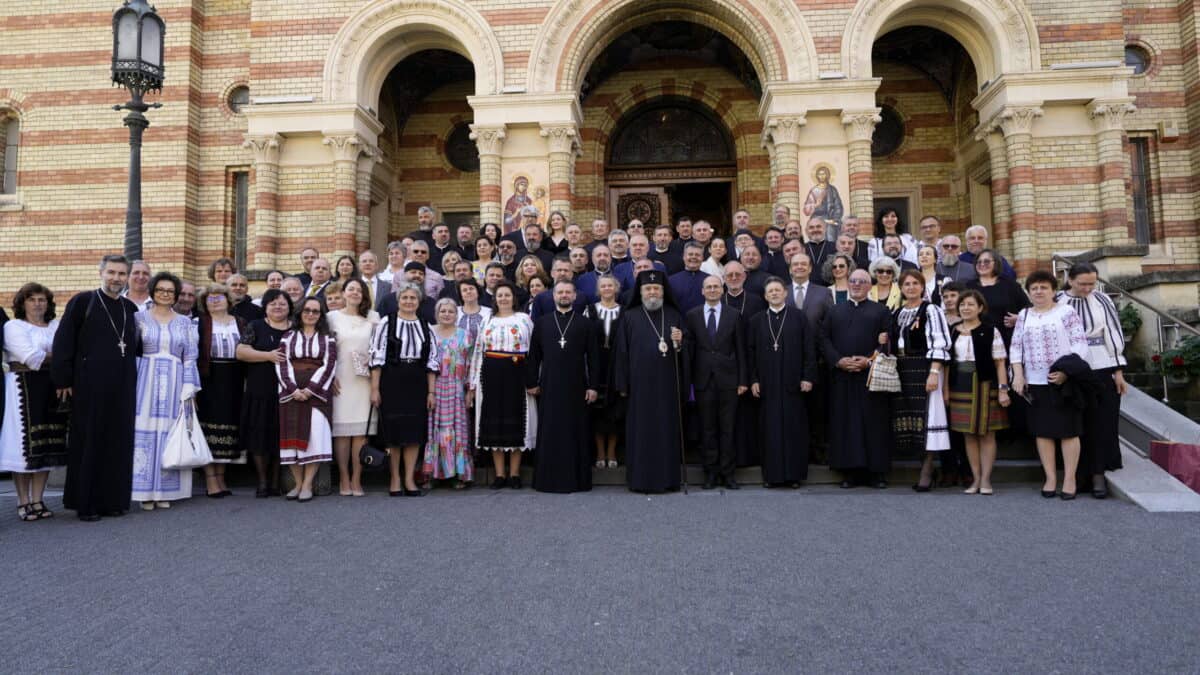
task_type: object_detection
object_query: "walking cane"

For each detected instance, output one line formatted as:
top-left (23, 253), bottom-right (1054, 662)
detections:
top-left (672, 329), bottom-right (689, 495)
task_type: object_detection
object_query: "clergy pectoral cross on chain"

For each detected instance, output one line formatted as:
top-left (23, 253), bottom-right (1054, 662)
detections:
top-left (118, 338), bottom-right (127, 357)
top-left (773, 342), bottom-right (779, 352)
top-left (558, 337), bottom-right (567, 349)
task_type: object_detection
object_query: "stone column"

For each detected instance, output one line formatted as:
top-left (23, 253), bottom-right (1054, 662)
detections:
top-left (541, 123), bottom-right (579, 220)
top-left (842, 109), bottom-right (882, 220)
top-left (978, 129), bottom-right (1013, 255)
top-left (996, 106), bottom-right (1042, 274)
top-left (470, 125), bottom-right (506, 226)
top-left (355, 148), bottom-right (378, 253)
top-left (764, 114), bottom-right (807, 217)
top-left (323, 134), bottom-right (366, 258)
top-left (242, 134), bottom-right (282, 269)
top-left (1089, 98), bottom-right (1137, 247)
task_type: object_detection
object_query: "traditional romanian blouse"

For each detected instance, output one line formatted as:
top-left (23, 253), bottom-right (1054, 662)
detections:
top-left (468, 312), bottom-right (533, 390)
top-left (593, 303), bottom-right (621, 345)
top-left (208, 318), bottom-right (240, 359)
top-left (1055, 289), bottom-right (1127, 371)
top-left (894, 302), bottom-right (952, 361)
top-left (276, 330), bottom-right (337, 402)
top-left (368, 315), bottom-right (440, 371)
top-left (1009, 304), bottom-right (1088, 385)
top-left (952, 327), bottom-right (1007, 363)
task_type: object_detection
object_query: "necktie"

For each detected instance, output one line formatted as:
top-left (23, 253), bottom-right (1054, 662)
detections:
top-left (707, 307), bottom-right (717, 340)
top-left (795, 283), bottom-right (805, 307)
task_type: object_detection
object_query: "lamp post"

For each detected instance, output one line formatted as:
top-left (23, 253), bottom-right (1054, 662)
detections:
top-left (111, 0), bottom-right (165, 262)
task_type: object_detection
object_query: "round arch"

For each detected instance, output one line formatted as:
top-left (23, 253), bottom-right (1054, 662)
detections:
top-left (842, 0), bottom-right (1040, 84)
top-left (527, 0), bottom-right (817, 94)
top-left (323, 0), bottom-right (504, 110)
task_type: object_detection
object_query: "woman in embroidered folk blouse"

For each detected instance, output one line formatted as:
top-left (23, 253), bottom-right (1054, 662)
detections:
top-left (469, 281), bottom-right (537, 489)
top-left (276, 296), bottom-right (338, 502)
top-left (1056, 262), bottom-right (1128, 498)
top-left (196, 283), bottom-right (246, 499)
top-left (369, 282), bottom-right (440, 496)
top-left (1010, 271), bottom-right (1088, 499)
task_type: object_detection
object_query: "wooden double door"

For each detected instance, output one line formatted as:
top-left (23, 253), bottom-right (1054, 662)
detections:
top-left (606, 177), bottom-right (735, 236)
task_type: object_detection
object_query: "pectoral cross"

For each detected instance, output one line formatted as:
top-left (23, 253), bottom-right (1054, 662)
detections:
top-left (773, 342), bottom-right (779, 352)
top-left (118, 338), bottom-right (127, 357)
top-left (558, 337), bottom-right (566, 349)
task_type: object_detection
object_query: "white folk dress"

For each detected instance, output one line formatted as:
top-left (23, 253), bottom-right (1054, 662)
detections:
top-left (0, 319), bottom-right (63, 472)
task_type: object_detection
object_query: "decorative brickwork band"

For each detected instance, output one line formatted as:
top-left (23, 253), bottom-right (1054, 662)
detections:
top-left (1088, 99), bottom-right (1136, 247)
top-left (323, 134), bottom-right (367, 258)
top-left (471, 124), bottom-right (506, 226)
top-left (764, 114), bottom-right (806, 216)
top-left (541, 123), bottom-right (579, 220)
top-left (842, 109), bottom-right (881, 222)
top-left (243, 134), bottom-right (282, 269)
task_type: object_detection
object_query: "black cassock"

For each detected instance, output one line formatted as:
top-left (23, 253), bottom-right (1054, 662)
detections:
top-left (527, 309), bottom-right (599, 493)
top-left (748, 306), bottom-right (818, 483)
top-left (51, 290), bottom-right (140, 518)
top-left (615, 305), bottom-right (687, 492)
top-left (820, 299), bottom-right (894, 474)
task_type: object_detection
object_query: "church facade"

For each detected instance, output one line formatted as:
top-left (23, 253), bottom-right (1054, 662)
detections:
top-left (0, 0), bottom-right (1197, 292)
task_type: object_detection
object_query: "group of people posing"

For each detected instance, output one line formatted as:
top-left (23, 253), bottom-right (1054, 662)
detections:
top-left (2, 205), bottom-right (1129, 522)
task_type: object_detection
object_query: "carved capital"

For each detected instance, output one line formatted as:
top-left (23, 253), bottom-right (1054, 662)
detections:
top-left (540, 123), bottom-right (579, 155)
top-left (1088, 98), bottom-right (1137, 133)
top-left (841, 109), bottom-right (882, 143)
top-left (997, 106), bottom-right (1043, 137)
top-left (764, 114), bottom-right (807, 146)
top-left (469, 124), bottom-right (506, 156)
top-left (242, 134), bottom-right (282, 165)
top-left (323, 134), bottom-right (366, 163)
top-left (357, 146), bottom-right (379, 174)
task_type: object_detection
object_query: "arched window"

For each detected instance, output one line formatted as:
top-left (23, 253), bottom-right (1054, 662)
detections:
top-left (608, 99), bottom-right (734, 167)
top-left (1, 113), bottom-right (17, 195)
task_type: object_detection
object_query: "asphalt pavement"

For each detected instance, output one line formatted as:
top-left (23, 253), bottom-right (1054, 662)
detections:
top-left (2, 484), bottom-right (1198, 673)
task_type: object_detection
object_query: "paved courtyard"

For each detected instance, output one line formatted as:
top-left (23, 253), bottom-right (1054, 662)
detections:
top-left (2, 484), bottom-right (1198, 672)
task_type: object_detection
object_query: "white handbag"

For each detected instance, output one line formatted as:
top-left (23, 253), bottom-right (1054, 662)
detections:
top-left (162, 400), bottom-right (213, 469)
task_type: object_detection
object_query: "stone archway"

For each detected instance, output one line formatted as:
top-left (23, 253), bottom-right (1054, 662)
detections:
top-left (526, 0), bottom-right (817, 94)
top-left (322, 0), bottom-right (504, 110)
top-left (842, 0), bottom-right (1040, 83)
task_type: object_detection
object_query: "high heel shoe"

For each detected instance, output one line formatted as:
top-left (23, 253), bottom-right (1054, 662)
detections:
top-left (1041, 489), bottom-right (1057, 499)
top-left (1060, 491), bottom-right (1076, 501)
top-left (963, 485), bottom-right (980, 495)
top-left (912, 482), bottom-right (932, 493)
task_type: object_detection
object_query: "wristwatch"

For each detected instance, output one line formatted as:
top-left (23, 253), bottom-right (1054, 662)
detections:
top-left (998, 384), bottom-right (1011, 391)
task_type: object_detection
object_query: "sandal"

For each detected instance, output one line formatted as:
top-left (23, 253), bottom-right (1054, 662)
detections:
top-left (17, 504), bottom-right (38, 522)
top-left (31, 501), bottom-right (54, 519)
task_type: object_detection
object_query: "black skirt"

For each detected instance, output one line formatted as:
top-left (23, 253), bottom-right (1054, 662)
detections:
top-left (379, 360), bottom-right (429, 446)
top-left (1080, 367), bottom-right (1122, 473)
top-left (240, 390), bottom-right (279, 458)
top-left (198, 359), bottom-right (244, 461)
top-left (477, 355), bottom-right (529, 450)
top-left (1026, 384), bottom-right (1083, 439)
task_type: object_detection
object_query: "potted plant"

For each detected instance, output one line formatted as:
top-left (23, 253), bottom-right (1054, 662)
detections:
top-left (1151, 335), bottom-right (1200, 388)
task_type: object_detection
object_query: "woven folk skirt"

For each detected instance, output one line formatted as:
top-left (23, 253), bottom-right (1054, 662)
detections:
top-left (948, 365), bottom-right (1009, 436)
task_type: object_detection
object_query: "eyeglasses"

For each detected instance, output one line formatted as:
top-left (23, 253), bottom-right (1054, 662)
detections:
top-left (875, 270), bottom-right (894, 276)
top-left (153, 288), bottom-right (174, 295)
top-left (832, 264), bottom-right (848, 270)
top-left (848, 279), bottom-right (872, 285)
top-left (301, 308), bottom-right (321, 315)
top-left (941, 244), bottom-right (960, 250)
top-left (205, 296), bottom-right (225, 303)
top-left (977, 259), bottom-right (995, 265)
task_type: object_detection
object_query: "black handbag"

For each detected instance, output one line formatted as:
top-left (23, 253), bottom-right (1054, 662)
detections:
top-left (358, 407), bottom-right (389, 471)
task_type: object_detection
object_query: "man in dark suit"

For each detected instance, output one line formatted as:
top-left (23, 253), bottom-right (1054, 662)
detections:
top-left (684, 275), bottom-right (748, 490)
top-left (785, 251), bottom-right (834, 463)
top-left (357, 249), bottom-right (391, 311)
top-left (841, 215), bottom-right (871, 267)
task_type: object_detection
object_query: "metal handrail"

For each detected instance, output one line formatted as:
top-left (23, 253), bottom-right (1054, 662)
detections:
top-left (1050, 254), bottom-right (1200, 338)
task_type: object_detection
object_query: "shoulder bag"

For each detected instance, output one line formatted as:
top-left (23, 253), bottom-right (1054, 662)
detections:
top-left (162, 400), bottom-right (214, 469)
top-left (866, 342), bottom-right (902, 393)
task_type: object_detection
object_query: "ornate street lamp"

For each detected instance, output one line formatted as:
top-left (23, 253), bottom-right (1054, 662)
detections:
top-left (111, 0), bottom-right (165, 262)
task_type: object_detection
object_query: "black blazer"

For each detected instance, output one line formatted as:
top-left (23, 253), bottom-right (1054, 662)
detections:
top-left (784, 280), bottom-right (834, 331)
top-left (684, 303), bottom-right (748, 392)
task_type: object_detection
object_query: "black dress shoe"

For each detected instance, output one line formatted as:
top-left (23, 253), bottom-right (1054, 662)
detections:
top-left (1060, 491), bottom-right (1076, 501)
top-left (874, 480), bottom-right (888, 490)
top-left (490, 476), bottom-right (506, 490)
top-left (255, 487), bottom-right (270, 499)
top-left (839, 480), bottom-right (854, 489)
top-left (404, 488), bottom-right (424, 497)
top-left (102, 510), bottom-right (126, 518)
top-left (508, 475), bottom-right (522, 489)
top-left (78, 514), bottom-right (102, 522)
top-left (389, 489), bottom-right (404, 497)
top-left (220, 490), bottom-right (233, 497)
top-left (1092, 486), bottom-right (1108, 499)
top-left (703, 475), bottom-right (717, 490)
top-left (1041, 490), bottom-right (1057, 498)
top-left (724, 477), bottom-right (740, 490)
top-left (912, 483), bottom-right (931, 493)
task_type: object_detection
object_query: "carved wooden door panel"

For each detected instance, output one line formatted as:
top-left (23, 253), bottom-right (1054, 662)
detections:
top-left (607, 187), bottom-right (669, 228)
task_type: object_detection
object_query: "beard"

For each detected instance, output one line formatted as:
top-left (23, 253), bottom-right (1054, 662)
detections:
top-left (886, 250), bottom-right (901, 260)
top-left (555, 298), bottom-right (573, 309)
top-left (527, 241), bottom-right (540, 252)
top-left (642, 297), bottom-right (663, 311)
top-left (942, 252), bottom-right (959, 266)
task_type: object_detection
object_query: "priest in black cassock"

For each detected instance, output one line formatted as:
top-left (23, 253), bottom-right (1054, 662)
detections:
top-left (749, 277), bottom-right (818, 486)
top-left (527, 280), bottom-right (600, 493)
top-left (820, 269), bottom-right (895, 488)
top-left (51, 255), bottom-right (141, 521)
top-left (614, 270), bottom-right (688, 493)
